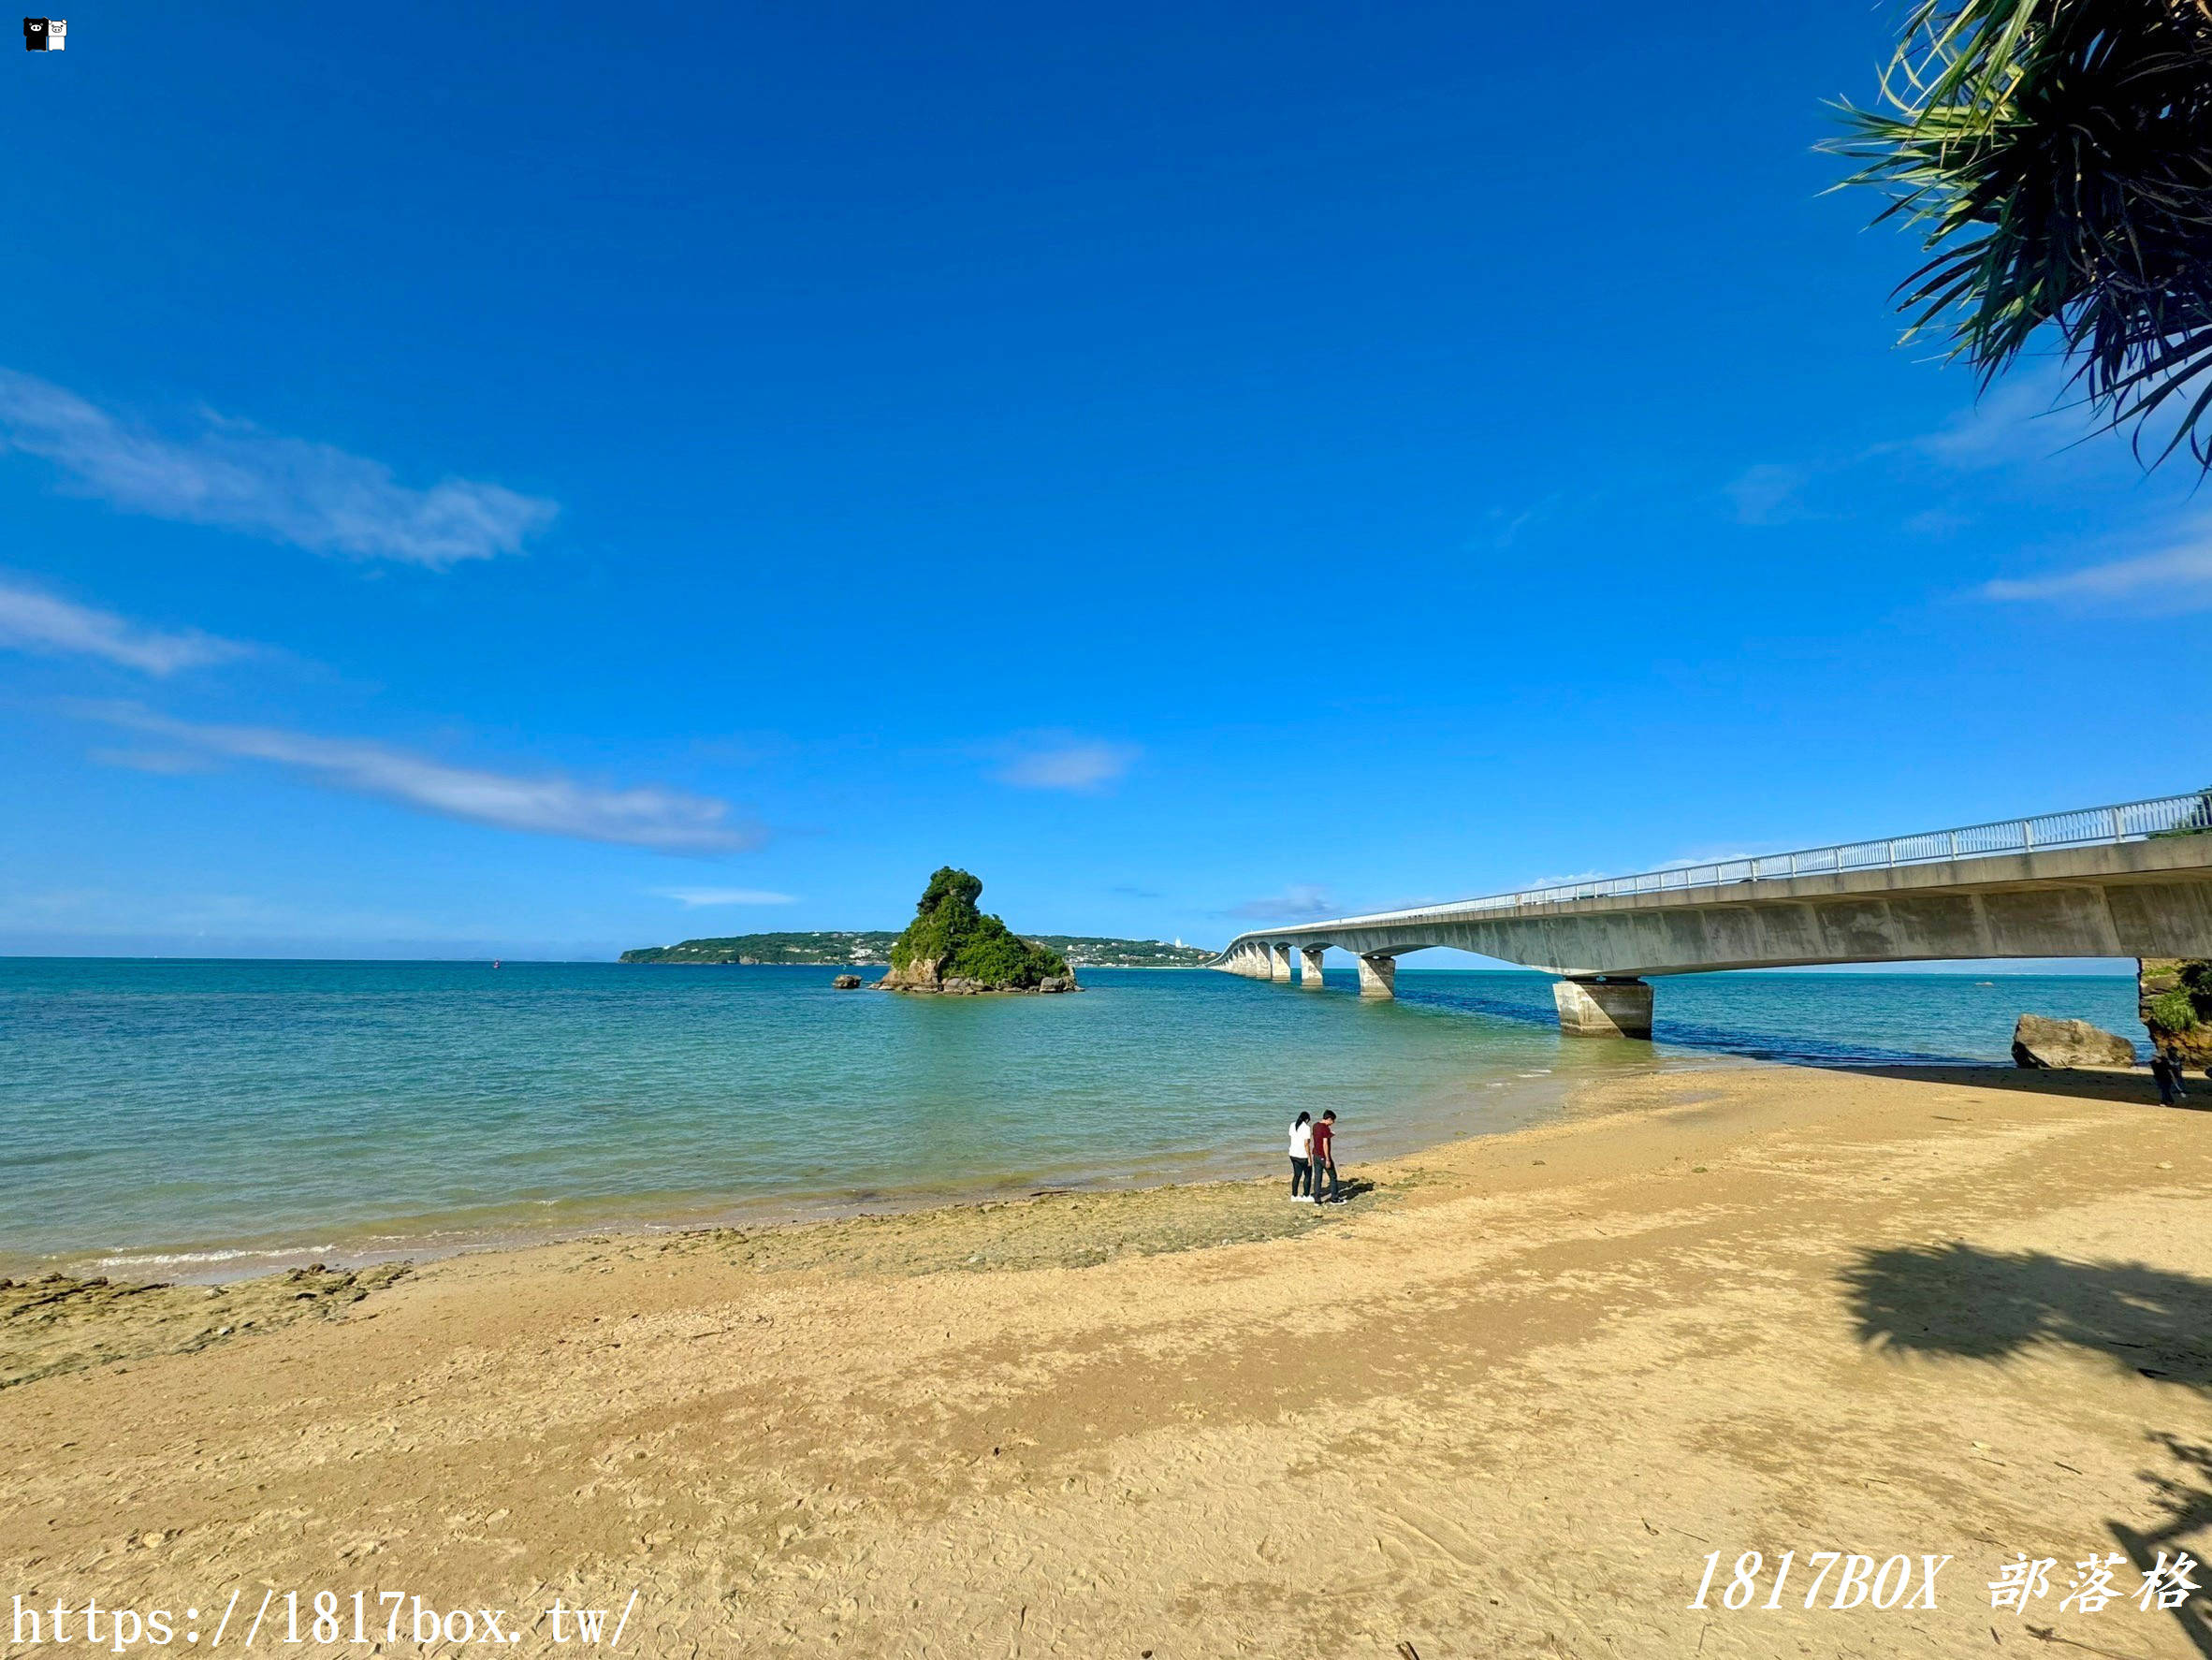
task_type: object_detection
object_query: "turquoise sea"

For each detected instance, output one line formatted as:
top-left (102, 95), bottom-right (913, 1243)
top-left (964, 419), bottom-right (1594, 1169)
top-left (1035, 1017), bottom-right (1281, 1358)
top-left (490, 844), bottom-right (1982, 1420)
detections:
top-left (0, 959), bottom-right (2147, 1279)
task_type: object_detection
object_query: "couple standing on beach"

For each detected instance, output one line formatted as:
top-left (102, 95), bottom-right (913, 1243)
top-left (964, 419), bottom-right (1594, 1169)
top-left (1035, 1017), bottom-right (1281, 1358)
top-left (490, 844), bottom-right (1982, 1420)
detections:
top-left (1288, 1111), bottom-right (1341, 1203)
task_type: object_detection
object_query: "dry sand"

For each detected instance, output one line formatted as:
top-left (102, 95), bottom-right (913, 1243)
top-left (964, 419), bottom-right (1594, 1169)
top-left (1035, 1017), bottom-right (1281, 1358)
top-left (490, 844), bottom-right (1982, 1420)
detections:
top-left (5, 1062), bottom-right (2212, 1657)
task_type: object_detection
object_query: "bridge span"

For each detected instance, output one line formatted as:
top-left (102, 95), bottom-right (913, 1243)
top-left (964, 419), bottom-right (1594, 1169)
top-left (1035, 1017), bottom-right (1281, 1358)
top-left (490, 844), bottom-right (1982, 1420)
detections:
top-left (1213, 792), bottom-right (2212, 1037)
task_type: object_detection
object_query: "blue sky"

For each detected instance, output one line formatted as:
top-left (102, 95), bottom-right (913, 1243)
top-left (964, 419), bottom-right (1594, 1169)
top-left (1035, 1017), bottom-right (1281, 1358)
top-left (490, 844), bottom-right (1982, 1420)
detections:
top-left (1, 0), bottom-right (2203, 961)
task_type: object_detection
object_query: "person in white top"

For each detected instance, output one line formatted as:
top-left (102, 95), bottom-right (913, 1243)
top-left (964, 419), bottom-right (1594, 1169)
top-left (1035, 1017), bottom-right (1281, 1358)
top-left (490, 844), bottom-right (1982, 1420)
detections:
top-left (1288, 1112), bottom-right (1315, 1201)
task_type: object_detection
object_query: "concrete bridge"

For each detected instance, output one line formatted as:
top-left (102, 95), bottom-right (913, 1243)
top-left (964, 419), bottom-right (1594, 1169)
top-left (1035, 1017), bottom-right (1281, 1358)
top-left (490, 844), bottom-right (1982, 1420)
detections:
top-left (1213, 792), bottom-right (2212, 1037)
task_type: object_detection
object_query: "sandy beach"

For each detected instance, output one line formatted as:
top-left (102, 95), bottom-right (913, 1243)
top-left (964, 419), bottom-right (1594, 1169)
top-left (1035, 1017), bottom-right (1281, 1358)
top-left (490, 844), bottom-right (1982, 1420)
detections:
top-left (6, 1060), bottom-right (2211, 1658)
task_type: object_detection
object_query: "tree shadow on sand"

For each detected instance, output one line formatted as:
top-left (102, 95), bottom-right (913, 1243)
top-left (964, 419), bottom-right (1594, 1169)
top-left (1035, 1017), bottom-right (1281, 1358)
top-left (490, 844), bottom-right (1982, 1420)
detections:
top-left (1846, 1246), bottom-right (2212, 1653)
top-left (2104, 1434), bottom-right (2212, 1658)
top-left (1841, 1242), bottom-right (2212, 1389)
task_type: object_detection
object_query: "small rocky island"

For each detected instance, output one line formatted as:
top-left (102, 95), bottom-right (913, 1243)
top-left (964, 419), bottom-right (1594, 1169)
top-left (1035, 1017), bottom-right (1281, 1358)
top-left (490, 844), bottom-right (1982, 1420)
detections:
top-left (875, 867), bottom-right (1078, 995)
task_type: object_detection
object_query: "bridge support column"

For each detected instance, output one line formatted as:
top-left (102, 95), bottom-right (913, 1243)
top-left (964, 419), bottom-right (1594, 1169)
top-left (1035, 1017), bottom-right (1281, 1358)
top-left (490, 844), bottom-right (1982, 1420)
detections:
top-left (1242, 945), bottom-right (1270, 979)
top-left (1270, 943), bottom-right (1293, 983)
top-left (1356, 954), bottom-right (1396, 999)
top-left (1553, 977), bottom-right (1652, 1039)
top-left (1299, 946), bottom-right (1327, 987)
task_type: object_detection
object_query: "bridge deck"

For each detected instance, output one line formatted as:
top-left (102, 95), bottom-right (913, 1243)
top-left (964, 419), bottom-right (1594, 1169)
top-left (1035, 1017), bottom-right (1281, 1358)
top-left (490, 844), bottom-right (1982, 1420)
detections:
top-left (1215, 794), bottom-right (2212, 989)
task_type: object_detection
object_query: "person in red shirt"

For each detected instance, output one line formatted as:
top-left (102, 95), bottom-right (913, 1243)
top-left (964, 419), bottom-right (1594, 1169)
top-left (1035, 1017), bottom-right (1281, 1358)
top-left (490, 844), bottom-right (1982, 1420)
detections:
top-left (1310, 1110), bottom-right (1340, 1203)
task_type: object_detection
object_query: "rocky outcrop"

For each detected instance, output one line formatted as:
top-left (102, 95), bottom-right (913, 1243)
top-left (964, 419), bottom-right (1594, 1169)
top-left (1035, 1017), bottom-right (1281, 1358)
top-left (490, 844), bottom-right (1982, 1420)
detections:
top-left (2140, 958), bottom-right (2212, 1067)
top-left (1, 1262), bottom-right (409, 1391)
top-left (2011, 1013), bottom-right (2137, 1070)
top-left (831, 974), bottom-right (862, 990)
top-left (875, 867), bottom-right (1079, 995)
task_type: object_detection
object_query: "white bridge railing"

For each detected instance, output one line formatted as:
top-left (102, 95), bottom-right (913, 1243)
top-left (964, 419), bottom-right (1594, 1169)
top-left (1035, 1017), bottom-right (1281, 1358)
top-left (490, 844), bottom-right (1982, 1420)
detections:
top-left (1258, 790), bottom-right (2212, 935)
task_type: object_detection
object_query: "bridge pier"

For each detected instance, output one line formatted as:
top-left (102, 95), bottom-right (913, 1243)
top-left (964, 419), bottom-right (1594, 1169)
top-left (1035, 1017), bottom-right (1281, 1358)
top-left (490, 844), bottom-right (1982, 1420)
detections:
top-left (1270, 943), bottom-right (1294, 983)
top-left (1299, 946), bottom-right (1327, 987)
top-left (1356, 954), bottom-right (1396, 999)
top-left (1554, 977), bottom-right (1652, 1039)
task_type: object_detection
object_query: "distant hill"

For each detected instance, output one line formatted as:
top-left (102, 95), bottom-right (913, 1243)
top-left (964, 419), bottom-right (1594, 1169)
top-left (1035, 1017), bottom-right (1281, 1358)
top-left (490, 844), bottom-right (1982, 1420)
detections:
top-left (619, 930), bottom-right (1216, 968)
top-left (1032, 935), bottom-right (1217, 969)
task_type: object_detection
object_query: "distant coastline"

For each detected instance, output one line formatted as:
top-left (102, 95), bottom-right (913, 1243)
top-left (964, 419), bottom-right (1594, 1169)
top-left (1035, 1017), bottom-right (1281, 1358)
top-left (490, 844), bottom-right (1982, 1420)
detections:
top-left (619, 931), bottom-right (1217, 969)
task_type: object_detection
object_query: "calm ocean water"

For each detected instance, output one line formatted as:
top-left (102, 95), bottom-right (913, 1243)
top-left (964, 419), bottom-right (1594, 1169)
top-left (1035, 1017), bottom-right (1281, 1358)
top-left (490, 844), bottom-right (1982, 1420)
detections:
top-left (0, 959), bottom-right (2147, 1278)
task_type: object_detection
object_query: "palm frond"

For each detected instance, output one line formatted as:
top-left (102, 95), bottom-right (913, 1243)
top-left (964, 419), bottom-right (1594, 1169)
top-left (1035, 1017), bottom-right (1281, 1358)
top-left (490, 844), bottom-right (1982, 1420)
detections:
top-left (1825, 0), bottom-right (2212, 468)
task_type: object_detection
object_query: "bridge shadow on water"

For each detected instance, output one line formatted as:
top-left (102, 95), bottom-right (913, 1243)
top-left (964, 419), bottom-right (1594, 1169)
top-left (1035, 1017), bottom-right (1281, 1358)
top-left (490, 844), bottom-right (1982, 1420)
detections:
top-left (1384, 970), bottom-right (2176, 1091)
top-left (1387, 970), bottom-right (2055, 1070)
top-left (1845, 1243), bottom-right (2212, 1653)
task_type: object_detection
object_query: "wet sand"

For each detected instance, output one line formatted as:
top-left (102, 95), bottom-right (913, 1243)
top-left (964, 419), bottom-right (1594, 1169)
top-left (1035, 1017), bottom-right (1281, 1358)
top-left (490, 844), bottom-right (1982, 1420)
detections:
top-left (4, 1061), bottom-right (2210, 1657)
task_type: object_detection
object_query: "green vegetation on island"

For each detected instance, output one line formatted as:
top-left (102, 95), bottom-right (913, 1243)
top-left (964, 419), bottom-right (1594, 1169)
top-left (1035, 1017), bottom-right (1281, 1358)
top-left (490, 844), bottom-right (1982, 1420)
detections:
top-left (2143, 959), bottom-right (2212, 1066)
top-left (621, 931), bottom-right (900, 966)
top-left (1030, 936), bottom-right (1216, 969)
top-left (881, 867), bottom-right (1070, 992)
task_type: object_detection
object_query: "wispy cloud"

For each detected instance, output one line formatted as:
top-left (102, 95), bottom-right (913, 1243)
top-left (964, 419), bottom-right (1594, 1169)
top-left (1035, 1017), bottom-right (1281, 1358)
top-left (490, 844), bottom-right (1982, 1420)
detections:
top-left (88, 746), bottom-right (221, 776)
top-left (1727, 368), bottom-right (2097, 530)
top-left (1724, 368), bottom-right (2212, 609)
top-left (1480, 492), bottom-right (1563, 548)
top-left (652, 887), bottom-right (798, 906)
top-left (1914, 369), bottom-right (2083, 470)
top-left (1724, 462), bottom-right (1815, 527)
top-left (1221, 883), bottom-right (1338, 922)
top-left (0, 370), bottom-right (557, 568)
top-left (0, 884), bottom-right (447, 940)
top-left (1983, 517), bottom-right (2212, 608)
top-left (992, 733), bottom-right (1142, 793)
top-left (79, 704), bottom-right (762, 852)
top-left (1514, 868), bottom-right (1612, 890)
top-left (0, 576), bottom-right (250, 673)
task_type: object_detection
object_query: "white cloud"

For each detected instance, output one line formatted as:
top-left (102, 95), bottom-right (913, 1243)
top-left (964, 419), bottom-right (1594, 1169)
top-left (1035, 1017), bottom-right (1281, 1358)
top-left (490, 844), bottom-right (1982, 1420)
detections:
top-left (0, 576), bottom-right (250, 673)
top-left (1724, 463), bottom-right (1813, 527)
top-left (993, 735), bottom-right (1141, 793)
top-left (1728, 368), bottom-right (2101, 531)
top-left (87, 746), bottom-right (220, 775)
top-left (1913, 372), bottom-right (2075, 469)
top-left (653, 887), bottom-right (798, 907)
top-left (1480, 493), bottom-right (1562, 548)
top-left (0, 370), bottom-right (557, 568)
top-left (1514, 868), bottom-right (1613, 890)
top-left (1224, 883), bottom-right (1338, 922)
top-left (1910, 366), bottom-right (2130, 473)
top-left (1983, 519), bottom-right (2212, 608)
top-left (80, 704), bottom-right (763, 852)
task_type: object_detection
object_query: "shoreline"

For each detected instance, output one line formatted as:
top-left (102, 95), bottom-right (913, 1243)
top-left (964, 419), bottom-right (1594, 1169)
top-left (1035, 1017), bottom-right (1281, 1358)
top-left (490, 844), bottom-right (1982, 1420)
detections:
top-left (6, 1058), bottom-right (2210, 1656)
top-left (6, 962), bottom-right (2159, 1282)
top-left (14, 1053), bottom-right (1637, 1285)
top-left (6, 1055), bottom-right (2180, 1332)
top-left (16, 1052), bottom-right (2171, 1287)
